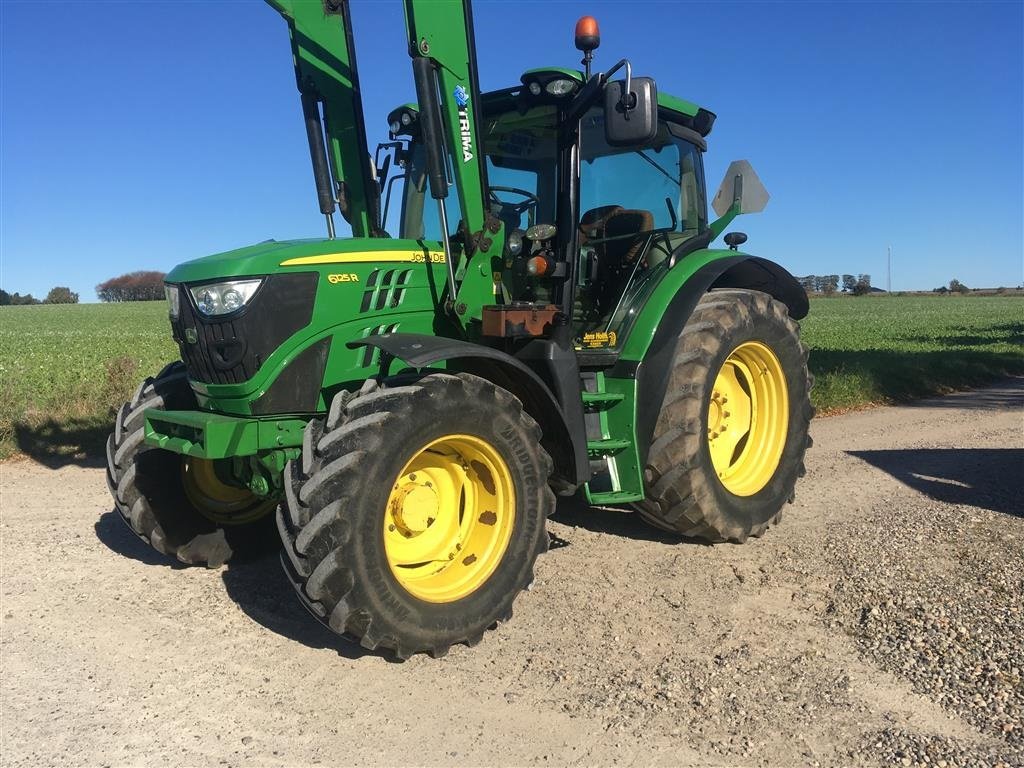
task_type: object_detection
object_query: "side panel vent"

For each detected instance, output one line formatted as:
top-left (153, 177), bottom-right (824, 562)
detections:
top-left (358, 323), bottom-right (400, 368)
top-left (359, 269), bottom-right (412, 313)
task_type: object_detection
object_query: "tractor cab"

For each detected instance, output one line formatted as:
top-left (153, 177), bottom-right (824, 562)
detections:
top-left (378, 72), bottom-right (717, 354)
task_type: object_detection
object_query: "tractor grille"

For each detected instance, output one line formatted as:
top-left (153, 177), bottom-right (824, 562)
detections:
top-left (170, 273), bottom-right (318, 385)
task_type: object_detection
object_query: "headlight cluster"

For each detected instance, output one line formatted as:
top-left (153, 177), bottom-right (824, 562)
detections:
top-left (545, 78), bottom-right (576, 97)
top-left (165, 284), bottom-right (180, 320)
top-left (189, 279), bottom-right (263, 317)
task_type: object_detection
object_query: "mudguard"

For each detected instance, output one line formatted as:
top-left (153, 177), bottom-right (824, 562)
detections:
top-left (614, 255), bottom-right (807, 467)
top-left (349, 333), bottom-right (587, 487)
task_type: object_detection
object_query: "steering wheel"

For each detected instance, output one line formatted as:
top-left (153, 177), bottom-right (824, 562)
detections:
top-left (488, 186), bottom-right (540, 223)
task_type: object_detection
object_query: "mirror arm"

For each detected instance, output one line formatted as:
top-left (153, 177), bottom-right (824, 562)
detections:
top-left (603, 58), bottom-right (634, 109)
top-left (708, 203), bottom-right (741, 241)
top-left (708, 174), bottom-right (744, 241)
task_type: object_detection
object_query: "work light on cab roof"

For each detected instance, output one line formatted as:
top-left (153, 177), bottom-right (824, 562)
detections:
top-left (575, 15), bottom-right (600, 77)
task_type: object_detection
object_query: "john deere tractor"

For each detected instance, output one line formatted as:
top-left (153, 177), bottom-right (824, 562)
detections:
top-left (106, 0), bottom-right (812, 658)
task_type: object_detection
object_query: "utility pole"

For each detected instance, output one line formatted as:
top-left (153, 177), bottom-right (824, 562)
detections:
top-left (887, 245), bottom-right (892, 293)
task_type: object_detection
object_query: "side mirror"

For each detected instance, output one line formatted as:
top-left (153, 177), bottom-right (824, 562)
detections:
top-left (711, 160), bottom-right (770, 217)
top-left (604, 76), bottom-right (658, 147)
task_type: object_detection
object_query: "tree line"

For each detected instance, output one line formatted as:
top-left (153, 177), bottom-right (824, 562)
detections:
top-left (95, 271), bottom-right (166, 302)
top-left (0, 286), bottom-right (80, 305)
top-left (1, 271), bottom-right (167, 305)
top-left (797, 274), bottom-right (873, 296)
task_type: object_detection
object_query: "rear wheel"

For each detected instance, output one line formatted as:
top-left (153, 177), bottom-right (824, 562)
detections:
top-left (277, 373), bottom-right (554, 659)
top-left (635, 289), bottom-right (813, 542)
top-left (105, 362), bottom-right (277, 566)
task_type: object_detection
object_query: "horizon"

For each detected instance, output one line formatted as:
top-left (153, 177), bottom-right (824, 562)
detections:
top-left (1, 0), bottom-right (1022, 300)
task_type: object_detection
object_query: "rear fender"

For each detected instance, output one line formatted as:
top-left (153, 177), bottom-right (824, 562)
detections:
top-left (349, 334), bottom-right (586, 488)
top-left (616, 252), bottom-right (807, 467)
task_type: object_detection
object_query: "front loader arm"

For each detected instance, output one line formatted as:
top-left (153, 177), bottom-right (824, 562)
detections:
top-left (267, 0), bottom-right (379, 238)
top-left (404, 0), bottom-right (503, 321)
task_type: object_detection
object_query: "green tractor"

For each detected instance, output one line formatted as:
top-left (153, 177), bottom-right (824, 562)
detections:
top-left (106, 0), bottom-right (812, 658)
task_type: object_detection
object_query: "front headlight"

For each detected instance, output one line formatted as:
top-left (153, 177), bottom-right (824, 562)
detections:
top-left (165, 284), bottom-right (180, 320)
top-left (189, 279), bottom-right (263, 317)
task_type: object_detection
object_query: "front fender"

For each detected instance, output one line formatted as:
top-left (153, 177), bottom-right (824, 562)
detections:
top-left (350, 334), bottom-right (587, 487)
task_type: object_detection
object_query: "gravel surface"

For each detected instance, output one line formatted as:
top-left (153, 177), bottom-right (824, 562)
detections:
top-left (1, 379), bottom-right (1021, 766)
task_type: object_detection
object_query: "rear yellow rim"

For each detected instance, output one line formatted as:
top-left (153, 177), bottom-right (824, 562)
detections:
top-left (182, 458), bottom-right (275, 525)
top-left (383, 434), bottom-right (516, 603)
top-left (707, 341), bottom-right (789, 497)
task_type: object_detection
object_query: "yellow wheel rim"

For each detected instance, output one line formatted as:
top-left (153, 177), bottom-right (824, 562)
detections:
top-left (383, 434), bottom-right (516, 603)
top-left (707, 341), bottom-right (789, 497)
top-left (181, 458), bottom-right (275, 526)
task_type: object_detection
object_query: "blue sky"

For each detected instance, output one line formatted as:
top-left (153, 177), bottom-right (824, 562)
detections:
top-left (2, 0), bottom-right (1021, 300)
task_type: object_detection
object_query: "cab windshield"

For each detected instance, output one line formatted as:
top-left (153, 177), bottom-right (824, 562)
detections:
top-left (393, 106), bottom-right (558, 242)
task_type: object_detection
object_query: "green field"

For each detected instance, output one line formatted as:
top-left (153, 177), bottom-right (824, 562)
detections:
top-left (1, 295), bottom-right (1021, 461)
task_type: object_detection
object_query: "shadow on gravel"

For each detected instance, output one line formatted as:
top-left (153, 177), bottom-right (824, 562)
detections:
top-left (94, 509), bottom-right (186, 568)
top-left (849, 448), bottom-right (1024, 518)
top-left (95, 510), bottom-right (374, 659)
top-left (221, 554), bottom-right (375, 660)
top-left (903, 379), bottom-right (1023, 411)
top-left (551, 494), bottom-right (704, 545)
top-left (14, 418), bottom-right (109, 469)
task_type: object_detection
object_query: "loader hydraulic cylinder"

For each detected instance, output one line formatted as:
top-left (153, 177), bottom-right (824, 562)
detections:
top-left (300, 92), bottom-right (337, 237)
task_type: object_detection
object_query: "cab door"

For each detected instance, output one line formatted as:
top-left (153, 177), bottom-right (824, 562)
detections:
top-left (574, 111), bottom-right (708, 351)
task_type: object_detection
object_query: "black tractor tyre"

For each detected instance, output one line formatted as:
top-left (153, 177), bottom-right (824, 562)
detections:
top-left (105, 361), bottom-right (277, 567)
top-left (277, 372), bottom-right (555, 660)
top-left (634, 289), bottom-right (813, 542)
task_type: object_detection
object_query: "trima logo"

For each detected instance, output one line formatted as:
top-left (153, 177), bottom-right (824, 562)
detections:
top-left (453, 85), bottom-right (474, 163)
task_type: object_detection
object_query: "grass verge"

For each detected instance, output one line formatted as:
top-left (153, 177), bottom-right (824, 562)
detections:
top-left (801, 295), bottom-right (1023, 413)
top-left (0, 295), bottom-right (1020, 463)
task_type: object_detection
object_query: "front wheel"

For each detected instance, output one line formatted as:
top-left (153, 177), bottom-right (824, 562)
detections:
top-left (277, 373), bottom-right (554, 659)
top-left (105, 362), bottom-right (277, 566)
top-left (635, 289), bottom-right (813, 542)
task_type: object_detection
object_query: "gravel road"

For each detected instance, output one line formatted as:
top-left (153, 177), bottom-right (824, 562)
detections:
top-left (2, 380), bottom-right (1021, 767)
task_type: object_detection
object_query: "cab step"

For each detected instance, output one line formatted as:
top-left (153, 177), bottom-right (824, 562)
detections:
top-left (587, 489), bottom-right (645, 505)
top-left (586, 438), bottom-right (631, 457)
top-left (581, 391), bottom-right (625, 411)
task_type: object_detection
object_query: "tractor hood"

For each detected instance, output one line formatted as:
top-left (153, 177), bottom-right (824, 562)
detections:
top-left (165, 237), bottom-right (443, 284)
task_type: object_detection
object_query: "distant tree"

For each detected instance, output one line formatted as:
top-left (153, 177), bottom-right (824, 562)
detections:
top-left (96, 271), bottom-right (166, 302)
top-left (5, 291), bottom-right (40, 305)
top-left (44, 286), bottom-right (79, 304)
top-left (949, 279), bottom-right (969, 294)
top-left (851, 279), bottom-right (871, 296)
top-left (858, 273), bottom-right (871, 288)
top-left (822, 275), bottom-right (840, 295)
top-left (0, 289), bottom-right (10, 306)
top-left (797, 275), bottom-right (816, 293)
top-left (933, 286), bottom-right (949, 294)
top-left (841, 274), bottom-right (856, 293)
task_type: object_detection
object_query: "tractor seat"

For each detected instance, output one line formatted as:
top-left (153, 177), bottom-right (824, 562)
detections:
top-left (600, 208), bottom-right (655, 266)
top-left (579, 205), bottom-right (623, 245)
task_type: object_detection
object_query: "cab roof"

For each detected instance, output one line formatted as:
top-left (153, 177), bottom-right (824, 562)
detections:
top-left (387, 67), bottom-right (716, 140)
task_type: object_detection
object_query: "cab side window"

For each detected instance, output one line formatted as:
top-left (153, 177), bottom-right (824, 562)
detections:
top-left (576, 111), bottom-right (707, 345)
